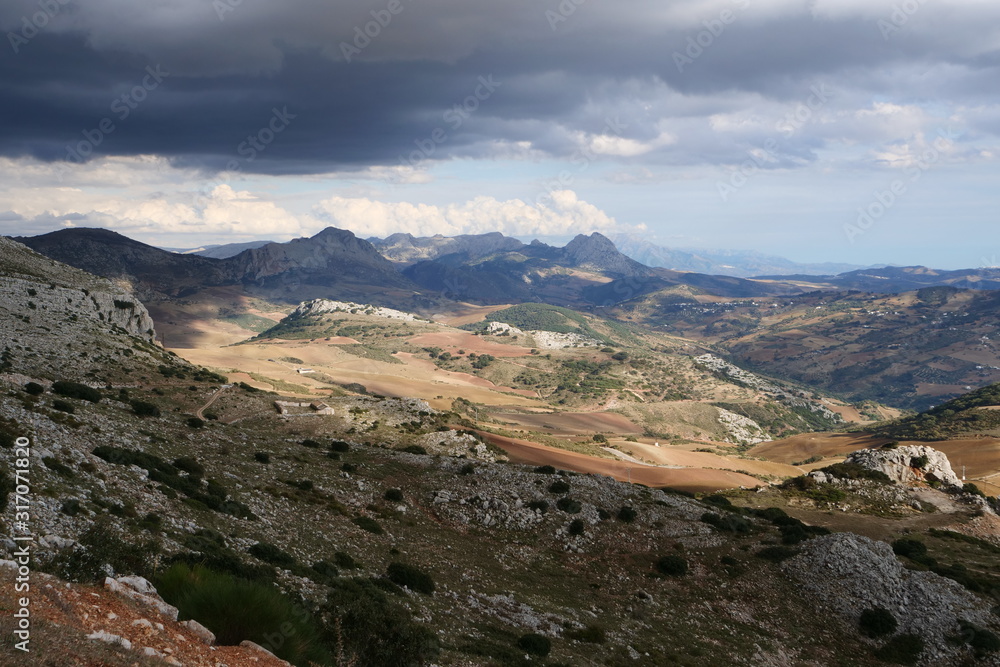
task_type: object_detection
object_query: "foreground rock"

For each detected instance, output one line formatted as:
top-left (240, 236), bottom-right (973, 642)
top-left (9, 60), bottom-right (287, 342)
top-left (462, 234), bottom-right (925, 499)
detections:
top-left (846, 445), bottom-right (963, 489)
top-left (784, 533), bottom-right (1000, 665)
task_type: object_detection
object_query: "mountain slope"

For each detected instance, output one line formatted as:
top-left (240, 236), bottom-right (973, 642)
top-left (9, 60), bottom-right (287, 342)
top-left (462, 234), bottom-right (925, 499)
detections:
top-left (0, 235), bottom-right (170, 381)
top-left (609, 233), bottom-right (866, 278)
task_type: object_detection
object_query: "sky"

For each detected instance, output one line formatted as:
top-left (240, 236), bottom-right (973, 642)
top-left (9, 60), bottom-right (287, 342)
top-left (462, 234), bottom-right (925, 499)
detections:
top-left (1, 0), bottom-right (999, 269)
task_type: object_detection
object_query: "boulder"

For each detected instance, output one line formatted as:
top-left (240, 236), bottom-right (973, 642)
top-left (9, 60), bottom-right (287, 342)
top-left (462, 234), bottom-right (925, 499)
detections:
top-left (845, 445), bottom-right (962, 488)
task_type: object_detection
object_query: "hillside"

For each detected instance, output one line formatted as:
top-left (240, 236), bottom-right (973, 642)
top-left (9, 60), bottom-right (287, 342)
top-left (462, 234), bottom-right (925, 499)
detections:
top-left (3, 252), bottom-right (1000, 666)
top-left (0, 236), bottom-right (171, 381)
top-left (872, 383), bottom-right (1000, 441)
top-left (611, 286), bottom-right (1000, 410)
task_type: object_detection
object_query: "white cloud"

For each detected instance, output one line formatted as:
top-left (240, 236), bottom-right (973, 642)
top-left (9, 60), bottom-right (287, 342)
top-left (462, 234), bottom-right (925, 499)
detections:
top-left (314, 190), bottom-right (633, 238)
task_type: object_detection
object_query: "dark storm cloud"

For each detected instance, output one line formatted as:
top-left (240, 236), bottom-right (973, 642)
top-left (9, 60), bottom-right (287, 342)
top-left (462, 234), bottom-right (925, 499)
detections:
top-left (1, 0), bottom-right (999, 174)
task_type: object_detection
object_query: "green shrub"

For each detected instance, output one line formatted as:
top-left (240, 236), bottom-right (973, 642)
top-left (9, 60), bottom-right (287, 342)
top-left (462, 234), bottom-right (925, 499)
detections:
top-left (60, 498), bottom-right (83, 516)
top-left (384, 488), bottom-right (404, 503)
top-left (892, 538), bottom-right (932, 564)
top-left (556, 497), bottom-right (582, 514)
top-left (565, 624), bottom-right (606, 644)
top-left (0, 467), bottom-right (13, 513)
top-left (517, 633), bottom-right (551, 657)
top-left (568, 518), bottom-right (586, 536)
top-left (156, 563), bottom-right (329, 666)
top-left (818, 462), bottom-right (892, 484)
top-left (42, 518), bottom-right (161, 582)
top-left (42, 456), bottom-right (74, 478)
top-left (656, 554), bottom-right (688, 576)
top-left (341, 463), bottom-right (358, 473)
top-left (300, 439), bottom-right (322, 448)
top-left (534, 465), bottom-right (557, 474)
top-left (910, 455), bottom-right (929, 470)
top-left (459, 463), bottom-right (476, 475)
top-left (859, 607), bottom-right (898, 638)
top-left (52, 399), bottom-right (75, 414)
top-left (173, 457), bottom-right (205, 477)
top-left (254, 452), bottom-right (271, 464)
top-left (333, 551), bottom-right (360, 570)
top-left (329, 440), bottom-right (351, 453)
top-left (527, 500), bottom-right (549, 513)
top-left (701, 512), bottom-right (752, 534)
top-left (548, 480), bottom-right (571, 494)
top-left (52, 380), bottom-right (101, 403)
top-left (130, 400), bottom-right (161, 417)
top-left (402, 444), bottom-right (427, 455)
top-left (756, 546), bottom-right (799, 563)
top-left (248, 542), bottom-right (297, 569)
top-left (959, 621), bottom-right (1000, 656)
top-left (352, 516), bottom-right (384, 535)
top-left (322, 578), bottom-right (440, 666)
top-left (963, 482), bottom-right (986, 497)
top-left (24, 382), bottom-right (44, 396)
top-left (186, 417), bottom-right (205, 428)
top-left (386, 562), bottom-right (435, 594)
top-left (874, 633), bottom-right (924, 665)
top-left (311, 560), bottom-right (339, 580)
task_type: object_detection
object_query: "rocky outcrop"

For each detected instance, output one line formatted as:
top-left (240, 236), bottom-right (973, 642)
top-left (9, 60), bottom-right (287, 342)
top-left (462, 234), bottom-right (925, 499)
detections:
top-left (846, 445), bottom-right (963, 489)
top-left (0, 236), bottom-right (163, 379)
top-left (784, 533), bottom-right (1000, 665)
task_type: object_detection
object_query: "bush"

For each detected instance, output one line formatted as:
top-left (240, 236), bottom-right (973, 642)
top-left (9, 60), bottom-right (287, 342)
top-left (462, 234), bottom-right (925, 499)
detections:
top-left (534, 465), bottom-right (557, 474)
top-left (43, 456), bottom-right (74, 478)
top-left (818, 462), bottom-right (892, 484)
top-left (386, 562), bottom-right (435, 594)
top-left (248, 542), bottom-right (297, 569)
top-left (52, 380), bottom-right (101, 403)
top-left (311, 560), bottom-right (339, 581)
top-left (459, 463), bottom-right (476, 475)
top-left (402, 444), bottom-right (427, 455)
top-left (527, 500), bottom-right (549, 513)
top-left (351, 516), bottom-right (384, 535)
top-left (52, 399), bottom-right (75, 414)
top-left (186, 417), bottom-right (205, 429)
top-left (42, 518), bottom-right (161, 582)
top-left (756, 546), bottom-right (799, 563)
top-left (300, 438), bottom-right (322, 448)
top-left (892, 538), bottom-right (930, 563)
top-left (565, 624), bottom-right (606, 644)
top-left (253, 452), bottom-right (271, 464)
top-left (910, 455), bottom-right (929, 470)
top-left (959, 621), bottom-right (1000, 656)
top-left (568, 519), bottom-right (586, 536)
top-left (130, 400), bottom-right (161, 417)
top-left (333, 551), bottom-right (360, 570)
top-left (592, 433), bottom-right (608, 443)
top-left (173, 457), bottom-right (205, 477)
top-left (517, 633), bottom-right (551, 657)
top-left (963, 482), bottom-right (986, 497)
top-left (548, 480), bottom-right (571, 494)
top-left (24, 382), bottom-right (44, 396)
top-left (60, 498), bottom-right (83, 516)
top-left (322, 578), bottom-right (440, 666)
top-left (329, 440), bottom-right (351, 453)
top-left (384, 488), bottom-right (404, 503)
top-left (859, 607), bottom-right (898, 638)
top-left (874, 633), bottom-right (924, 665)
top-left (556, 497), bottom-right (582, 514)
top-left (701, 512), bottom-right (752, 534)
top-left (656, 554), bottom-right (688, 576)
top-left (155, 563), bottom-right (329, 665)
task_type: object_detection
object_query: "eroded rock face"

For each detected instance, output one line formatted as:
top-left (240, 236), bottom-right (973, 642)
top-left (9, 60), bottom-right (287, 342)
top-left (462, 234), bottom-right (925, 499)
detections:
top-left (846, 445), bottom-right (962, 488)
top-left (783, 533), bottom-right (999, 665)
